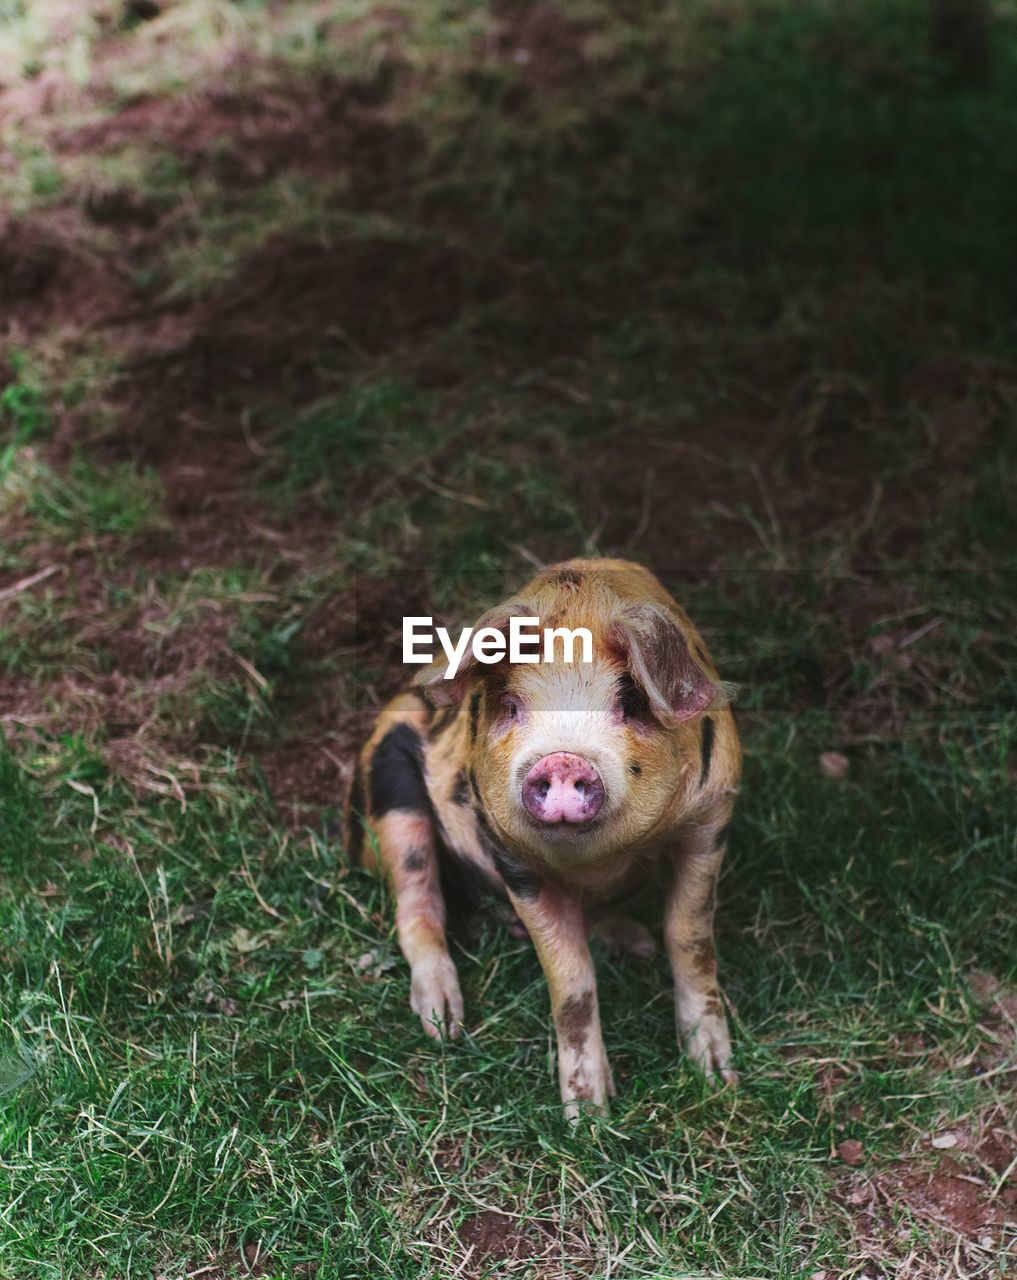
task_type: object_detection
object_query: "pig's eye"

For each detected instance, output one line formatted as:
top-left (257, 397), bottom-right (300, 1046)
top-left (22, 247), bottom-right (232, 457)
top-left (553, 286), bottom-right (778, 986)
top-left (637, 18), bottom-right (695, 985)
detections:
top-left (617, 673), bottom-right (651, 722)
top-left (491, 693), bottom-right (522, 736)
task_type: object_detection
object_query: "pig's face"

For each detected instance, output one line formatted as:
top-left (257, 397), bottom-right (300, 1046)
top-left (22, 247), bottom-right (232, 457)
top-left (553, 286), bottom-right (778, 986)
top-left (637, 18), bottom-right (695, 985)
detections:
top-left (420, 586), bottom-right (724, 869)
top-left (470, 656), bottom-right (677, 865)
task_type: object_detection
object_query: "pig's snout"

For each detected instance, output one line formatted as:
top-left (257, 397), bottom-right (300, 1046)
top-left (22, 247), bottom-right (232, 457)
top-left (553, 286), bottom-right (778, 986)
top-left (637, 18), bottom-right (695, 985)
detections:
top-left (522, 752), bottom-right (605, 825)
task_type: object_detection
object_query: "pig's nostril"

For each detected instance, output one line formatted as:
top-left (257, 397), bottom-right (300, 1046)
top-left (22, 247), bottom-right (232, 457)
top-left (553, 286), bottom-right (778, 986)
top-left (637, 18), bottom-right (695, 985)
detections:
top-left (522, 753), bottom-right (605, 825)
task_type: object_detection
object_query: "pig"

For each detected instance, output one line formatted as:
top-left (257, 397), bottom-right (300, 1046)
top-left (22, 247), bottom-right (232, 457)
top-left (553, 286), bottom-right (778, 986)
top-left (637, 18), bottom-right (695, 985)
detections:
top-left (345, 558), bottom-right (741, 1114)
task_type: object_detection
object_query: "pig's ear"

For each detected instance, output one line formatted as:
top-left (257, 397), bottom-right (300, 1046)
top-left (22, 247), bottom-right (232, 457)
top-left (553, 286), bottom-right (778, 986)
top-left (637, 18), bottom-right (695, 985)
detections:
top-left (413, 659), bottom-right (470, 707)
top-left (413, 598), bottom-right (533, 707)
top-left (608, 603), bottom-right (732, 725)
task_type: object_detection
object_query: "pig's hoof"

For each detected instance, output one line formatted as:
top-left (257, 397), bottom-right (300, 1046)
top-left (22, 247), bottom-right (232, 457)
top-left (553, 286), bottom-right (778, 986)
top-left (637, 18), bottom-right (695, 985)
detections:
top-left (410, 954), bottom-right (464, 1041)
top-left (563, 1070), bottom-right (614, 1122)
top-left (564, 1095), bottom-right (610, 1124)
top-left (682, 1017), bottom-right (737, 1087)
top-left (561, 1048), bottom-right (615, 1121)
top-left (589, 913), bottom-right (657, 961)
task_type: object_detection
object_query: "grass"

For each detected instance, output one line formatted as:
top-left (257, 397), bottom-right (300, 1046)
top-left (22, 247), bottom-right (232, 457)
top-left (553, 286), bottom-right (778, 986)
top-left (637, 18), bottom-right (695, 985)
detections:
top-left (0, 0), bottom-right (1015, 1276)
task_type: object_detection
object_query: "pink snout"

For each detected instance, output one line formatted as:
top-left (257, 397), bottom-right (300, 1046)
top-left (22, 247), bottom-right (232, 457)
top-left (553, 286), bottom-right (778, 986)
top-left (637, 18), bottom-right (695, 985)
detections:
top-left (522, 752), bottom-right (605, 825)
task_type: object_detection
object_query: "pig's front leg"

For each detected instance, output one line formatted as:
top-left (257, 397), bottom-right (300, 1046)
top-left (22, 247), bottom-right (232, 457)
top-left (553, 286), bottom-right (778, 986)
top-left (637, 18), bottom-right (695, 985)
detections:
top-left (665, 806), bottom-right (737, 1085)
top-left (508, 877), bottom-right (614, 1118)
top-left (374, 810), bottom-right (464, 1040)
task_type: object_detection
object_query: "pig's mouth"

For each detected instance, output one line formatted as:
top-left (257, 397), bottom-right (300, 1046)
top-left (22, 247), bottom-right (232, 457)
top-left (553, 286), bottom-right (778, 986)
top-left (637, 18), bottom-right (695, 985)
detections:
top-left (520, 752), bottom-right (606, 829)
top-left (523, 811), bottom-right (605, 842)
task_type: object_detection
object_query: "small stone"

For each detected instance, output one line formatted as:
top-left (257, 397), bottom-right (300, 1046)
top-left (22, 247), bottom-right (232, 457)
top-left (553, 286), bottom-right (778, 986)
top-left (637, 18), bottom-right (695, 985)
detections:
top-left (819, 751), bottom-right (850, 780)
top-left (931, 1131), bottom-right (958, 1149)
top-left (837, 1139), bottom-right (865, 1166)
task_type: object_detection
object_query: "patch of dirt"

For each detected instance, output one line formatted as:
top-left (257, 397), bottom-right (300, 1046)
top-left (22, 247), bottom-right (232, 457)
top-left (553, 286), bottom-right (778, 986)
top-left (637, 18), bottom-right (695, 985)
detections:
top-left (297, 574), bottom-right (429, 667)
top-left (570, 411), bottom-right (782, 571)
top-left (256, 735), bottom-right (346, 820)
top-left (0, 674), bottom-right (43, 724)
top-left (837, 1111), bottom-right (1016, 1280)
top-left (0, 214), bottom-right (131, 335)
top-left (575, 408), bottom-right (883, 572)
top-left (297, 592), bottom-right (363, 659)
top-left (575, 336), bottom-right (1016, 576)
top-left (109, 232), bottom-right (471, 466)
top-left (838, 1138), bottom-right (866, 1167)
top-left (0, 543), bottom-right (246, 794)
top-left (841, 1158), bottom-right (1012, 1278)
top-left (975, 1129), bottom-right (1017, 1190)
top-left (60, 69), bottom-right (416, 200)
top-left (255, 708), bottom-right (385, 829)
top-left (457, 1209), bottom-right (547, 1269)
top-left (833, 597), bottom-right (954, 746)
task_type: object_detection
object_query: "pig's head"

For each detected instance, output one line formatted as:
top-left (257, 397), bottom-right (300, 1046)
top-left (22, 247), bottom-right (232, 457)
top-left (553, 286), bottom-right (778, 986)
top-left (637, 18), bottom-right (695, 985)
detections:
top-left (416, 578), bottom-right (729, 868)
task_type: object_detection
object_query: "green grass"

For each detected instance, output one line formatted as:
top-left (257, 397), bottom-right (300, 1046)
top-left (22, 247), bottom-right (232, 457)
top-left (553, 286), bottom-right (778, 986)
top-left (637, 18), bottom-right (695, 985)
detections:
top-left (0, 620), bottom-right (1012, 1277)
top-left (0, 0), bottom-right (1015, 1276)
top-left (1, 354), bottom-right (49, 483)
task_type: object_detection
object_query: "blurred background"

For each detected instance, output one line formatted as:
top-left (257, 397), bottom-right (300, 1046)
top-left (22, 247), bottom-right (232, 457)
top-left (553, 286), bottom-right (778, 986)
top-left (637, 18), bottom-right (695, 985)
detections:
top-left (0, 3), bottom-right (1014, 1277)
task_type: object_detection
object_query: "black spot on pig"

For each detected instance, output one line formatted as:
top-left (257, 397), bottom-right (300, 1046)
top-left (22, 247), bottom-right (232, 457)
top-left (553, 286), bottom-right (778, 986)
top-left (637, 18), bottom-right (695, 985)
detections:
top-left (403, 847), bottom-right (428, 873)
top-left (427, 705), bottom-right (457, 741)
top-left (698, 717), bottom-right (715, 788)
top-left (566, 1071), bottom-right (598, 1101)
top-left (427, 800), bottom-right (500, 907)
top-left (693, 937), bottom-right (716, 975)
top-left (559, 990), bottom-right (594, 1050)
top-left (490, 845), bottom-right (543, 900)
top-left (552, 568), bottom-right (584, 590)
top-left (628, 762), bottom-right (642, 776)
top-left (451, 769), bottom-right (469, 806)
top-left (472, 802), bottom-right (542, 899)
top-left (618, 672), bottom-right (651, 722)
top-left (438, 843), bottom-right (500, 906)
top-left (370, 724), bottom-right (430, 816)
